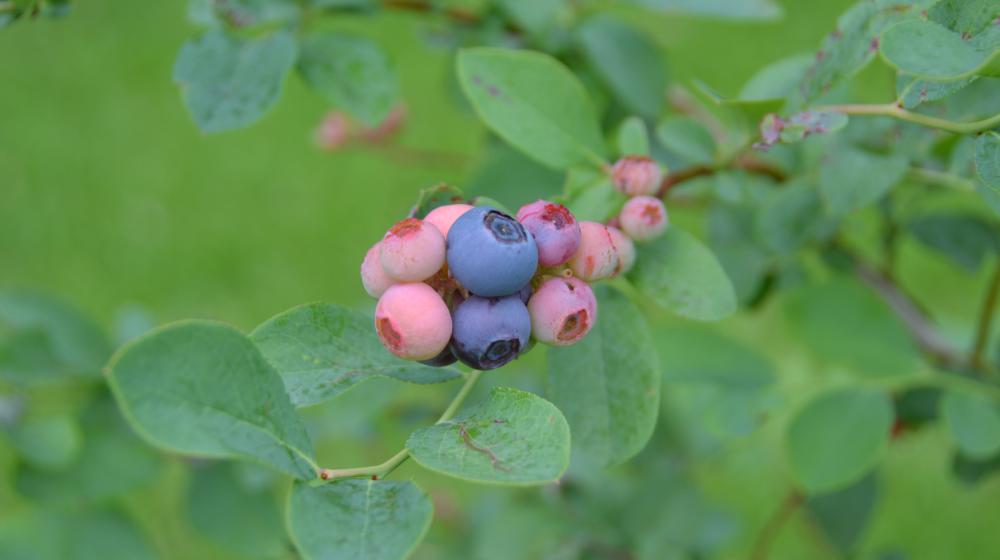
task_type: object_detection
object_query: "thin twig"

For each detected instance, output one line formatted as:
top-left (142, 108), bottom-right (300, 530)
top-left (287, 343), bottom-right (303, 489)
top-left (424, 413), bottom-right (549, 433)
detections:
top-left (971, 261), bottom-right (1000, 372)
top-left (750, 490), bottom-right (804, 560)
top-left (817, 103), bottom-right (1000, 135)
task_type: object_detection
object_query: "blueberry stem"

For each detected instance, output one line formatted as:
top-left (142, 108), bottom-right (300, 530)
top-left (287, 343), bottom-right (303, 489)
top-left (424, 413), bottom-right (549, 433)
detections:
top-left (818, 103), bottom-right (1000, 135)
top-left (316, 370), bottom-right (483, 482)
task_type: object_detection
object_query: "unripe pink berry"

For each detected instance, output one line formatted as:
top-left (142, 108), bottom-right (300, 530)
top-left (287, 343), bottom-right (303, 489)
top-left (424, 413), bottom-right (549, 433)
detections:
top-left (611, 156), bottom-right (662, 197)
top-left (361, 242), bottom-right (395, 298)
top-left (619, 196), bottom-right (668, 242)
top-left (567, 222), bottom-right (619, 282)
top-left (608, 226), bottom-right (636, 276)
top-left (423, 204), bottom-right (473, 238)
top-left (528, 277), bottom-right (597, 346)
top-left (375, 283), bottom-right (452, 360)
top-left (380, 218), bottom-right (446, 282)
top-left (314, 111), bottom-right (350, 151)
top-left (515, 200), bottom-right (581, 267)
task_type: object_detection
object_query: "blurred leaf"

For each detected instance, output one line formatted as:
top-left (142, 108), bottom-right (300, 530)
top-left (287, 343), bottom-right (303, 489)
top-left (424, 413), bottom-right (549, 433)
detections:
top-left (188, 462), bottom-right (288, 558)
top-left (660, 326), bottom-right (774, 388)
top-left (6, 412), bottom-right (81, 471)
top-left (952, 450), bottom-right (1000, 485)
top-left (494, 0), bottom-right (567, 35)
top-left (0, 291), bottom-right (111, 384)
top-left (628, 227), bottom-right (737, 321)
top-left (406, 387), bottom-right (570, 485)
top-left (628, 0), bottom-right (782, 21)
top-left (617, 116), bottom-right (650, 156)
top-left (977, 131), bottom-right (1000, 190)
top-left (112, 304), bottom-right (157, 347)
top-left (288, 479), bottom-right (432, 560)
top-left (894, 386), bottom-right (942, 427)
top-left (63, 509), bottom-right (156, 560)
top-left (708, 201), bottom-right (772, 303)
top-left (576, 15), bottom-right (668, 119)
top-left (193, 0), bottom-right (301, 28)
top-left (786, 387), bottom-right (893, 494)
top-left (819, 147), bottom-right (908, 215)
top-left (739, 53), bottom-right (814, 101)
top-left (941, 390), bottom-right (1000, 460)
top-left (806, 473), bottom-right (879, 555)
top-left (907, 212), bottom-right (1000, 271)
top-left (465, 141), bottom-right (563, 210)
top-left (562, 166), bottom-right (622, 222)
top-left (895, 74), bottom-right (976, 109)
top-left (457, 47), bottom-right (606, 169)
top-left (784, 279), bottom-right (918, 377)
top-left (250, 303), bottom-right (460, 408)
top-left (298, 33), bottom-right (398, 126)
top-left (472, 496), bottom-right (578, 560)
top-left (879, 20), bottom-right (1000, 81)
top-left (548, 285), bottom-right (660, 467)
top-left (657, 116), bottom-right (716, 165)
top-left (755, 180), bottom-right (833, 254)
top-left (173, 29), bottom-right (297, 133)
top-left (409, 183), bottom-right (467, 219)
top-left (789, 1), bottom-right (926, 108)
top-left (107, 321), bottom-right (316, 479)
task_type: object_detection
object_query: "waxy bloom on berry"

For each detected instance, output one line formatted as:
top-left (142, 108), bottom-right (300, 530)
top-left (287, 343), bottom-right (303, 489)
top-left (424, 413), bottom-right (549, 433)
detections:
top-left (361, 242), bottom-right (395, 298)
top-left (567, 222), bottom-right (619, 282)
top-left (375, 283), bottom-right (452, 360)
top-left (607, 226), bottom-right (636, 276)
top-left (424, 203), bottom-right (473, 238)
top-left (380, 218), bottom-right (446, 282)
top-left (611, 156), bottom-right (662, 197)
top-left (528, 277), bottom-right (597, 346)
top-left (619, 195), bottom-right (668, 242)
top-left (516, 200), bottom-right (581, 267)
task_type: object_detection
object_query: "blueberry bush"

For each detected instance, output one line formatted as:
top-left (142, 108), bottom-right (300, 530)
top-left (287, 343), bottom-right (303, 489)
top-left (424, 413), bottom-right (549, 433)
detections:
top-left (3, 0), bottom-right (1000, 558)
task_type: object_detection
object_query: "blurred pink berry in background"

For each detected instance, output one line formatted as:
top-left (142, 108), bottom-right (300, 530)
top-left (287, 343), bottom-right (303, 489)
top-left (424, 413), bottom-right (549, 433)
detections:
top-left (611, 156), bottom-right (662, 197)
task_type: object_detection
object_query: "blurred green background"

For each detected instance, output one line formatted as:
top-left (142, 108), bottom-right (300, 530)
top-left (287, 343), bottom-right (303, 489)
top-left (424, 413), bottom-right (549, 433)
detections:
top-left (3, 0), bottom-right (1000, 559)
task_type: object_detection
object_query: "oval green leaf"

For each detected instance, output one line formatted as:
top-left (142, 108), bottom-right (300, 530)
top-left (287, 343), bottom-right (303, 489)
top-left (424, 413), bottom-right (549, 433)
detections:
top-left (941, 390), bottom-right (1000, 460)
top-left (457, 47), bottom-right (605, 170)
top-left (288, 479), bottom-right (433, 560)
top-left (547, 285), bottom-right (660, 467)
top-left (250, 303), bottom-right (460, 408)
top-left (173, 29), bottom-right (297, 133)
top-left (297, 33), bottom-right (398, 126)
top-left (616, 116), bottom-right (650, 156)
top-left (977, 131), bottom-right (1000, 190)
top-left (107, 321), bottom-right (316, 479)
top-left (406, 386), bottom-right (570, 485)
top-left (628, 227), bottom-right (737, 321)
top-left (786, 388), bottom-right (893, 494)
top-left (879, 19), bottom-right (1000, 80)
top-left (656, 116), bottom-right (717, 165)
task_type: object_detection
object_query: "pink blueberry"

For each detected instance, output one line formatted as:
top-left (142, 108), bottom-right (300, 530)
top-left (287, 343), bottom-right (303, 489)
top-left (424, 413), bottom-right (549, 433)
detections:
top-left (608, 226), bottom-right (636, 276)
top-left (619, 196), bottom-right (668, 242)
top-left (610, 156), bottom-right (662, 197)
top-left (515, 200), bottom-right (582, 267)
top-left (528, 277), bottom-right (597, 346)
top-left (567, 222), bottom-right (619, 282)
top-left (375, 283), bottom-right (452, 360)
top-left (360, 242), bottom-right (395, 298)
top-left (423, 204), bottom-right (473, 238)
top-left (380, 218), bottom-right (446, 282)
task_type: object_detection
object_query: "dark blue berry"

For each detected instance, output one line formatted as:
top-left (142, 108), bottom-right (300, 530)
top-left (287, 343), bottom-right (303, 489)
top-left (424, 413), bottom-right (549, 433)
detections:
top-left (446, 207), bottom-right (539, 297)
top-left (450, 295), bottom-right (531, 370)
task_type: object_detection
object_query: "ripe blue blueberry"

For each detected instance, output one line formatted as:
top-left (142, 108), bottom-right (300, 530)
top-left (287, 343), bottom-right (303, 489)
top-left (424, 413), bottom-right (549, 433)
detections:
top-left (446, 207), bottom-right (539, 297)
top-left (451, 295), bottom-right (531, 370)
top-left (420, 346), bottom-right (458, 367)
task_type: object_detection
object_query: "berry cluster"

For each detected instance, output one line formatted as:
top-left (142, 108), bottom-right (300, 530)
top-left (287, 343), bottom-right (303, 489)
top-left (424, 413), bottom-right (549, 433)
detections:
top-left (360, 157), bottom-right (669, 371)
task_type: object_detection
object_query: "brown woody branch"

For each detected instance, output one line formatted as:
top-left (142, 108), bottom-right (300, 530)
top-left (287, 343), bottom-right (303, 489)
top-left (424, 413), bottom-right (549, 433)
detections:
top-left (750, 490), bottom-right (804, 560)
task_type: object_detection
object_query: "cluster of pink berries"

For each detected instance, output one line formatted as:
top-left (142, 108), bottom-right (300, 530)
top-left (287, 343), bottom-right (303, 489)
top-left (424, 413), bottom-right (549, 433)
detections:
top-left (360, 156), bottom-right (668, 371)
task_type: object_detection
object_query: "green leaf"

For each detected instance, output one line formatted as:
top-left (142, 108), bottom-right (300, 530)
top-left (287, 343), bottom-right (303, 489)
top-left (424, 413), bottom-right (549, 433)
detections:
top-left (784, 279), bottom-right (918, 378)
top-left (656, 116), bottom-right (716, 165)
top-left (6, 412), bottom-right (81, 471)
top-left (616, 116), bottom-right (650, 156)
top-left (739, 53), bottom-right (814, 102)
top-left (977, 131), bottom-right (1000, 189)
top-left (929, 0), bottom-right (998, 36)
top-left (755, 179), bottom-right (835, 254)
top-left (708, 200), bottom-right (772, 304)
top-left (173, 29), bottom-right (297, 133)
top-left (576, 15), bottom-right (668, 119)
top-left (193, 0), bottom-right (301, 29)
top-left (628, 227), bottom-right (737, 321)
top-left (406, 386), bottom-right (570, 485)
top-left (0, 291), bottom-right (111, 384)
top-left (494, 0), bottom-right (567, 35)
top-left (297, 33), bottom-right (398, 126)
top-left (457, 47), bottom-right (605, 170)
top-left (895, 74), bottom-right (976, 109)
top-left (941, 390), bottom-right (1000, 460)
top-left (786, 387), bottom-right (893, 494)
top-left (806, 473), bottom-right (879, 555)
top-left (547, 285), bottom-right (660, 467)
top-left (908, 212), bottom-right (1000, 271)
top-left (188, 462), bottom-right (288, 558)
top-left (465, 141), bottom-right (563, 210)
top-left (250, 303), bottom-right (460, 408)
top-left (562, 166), bottom-right (623, 223)
top-left (952, 450), bottom-right (1000, 485)
top-left (288, 479), bottom-right (432, 560)
top-left (790, 1), bottom-right (926, 108)
top-left (628, 0), bottom-right (782, 21)
top-left (879, 19), bottom-right (1000, 81)
top-left (819, 147), bottom-right (909, 215)
top-left (62, 509), bottom-right (157, 560)
top-left (107, 321), bottom-right (316, 479)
